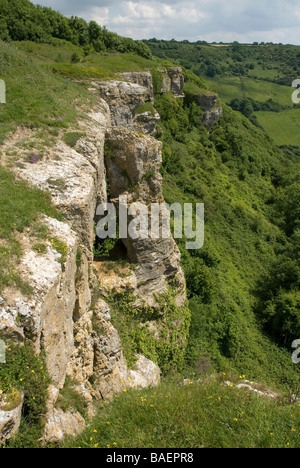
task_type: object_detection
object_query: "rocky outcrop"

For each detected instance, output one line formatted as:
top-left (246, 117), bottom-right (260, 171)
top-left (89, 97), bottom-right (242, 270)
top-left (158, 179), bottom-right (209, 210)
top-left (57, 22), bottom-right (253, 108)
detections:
top-left (0, 391), bottom-right (23, 445)
top-left (105, 128), bottom-right (186, 305)
top-left (160, 67), bottom-right (185, 97)
top-left (86, 299), bottom-right (127, 401)
top-left (94, 79), bottom-right (156, 131)
top-left (194, 93), bottom-right (223, 129)
top-left (118, 72), bottom-right (154, 99)
top-left (44, 407), bottom-right (86, 443)
top-left (127, 355), bottom-right (160, 388)
top-left (13, 108), bottom-right (110, 252)
top-left (133, 108), bottom-right (160, 136)
top-left (44, 386), bottom-right (85, 443)
top-left (0, 216), bottom-right (78, 389)
top-left (224, 380), bottom-right (279, 399)
top-left (0, 95), bottom-right (164, 442)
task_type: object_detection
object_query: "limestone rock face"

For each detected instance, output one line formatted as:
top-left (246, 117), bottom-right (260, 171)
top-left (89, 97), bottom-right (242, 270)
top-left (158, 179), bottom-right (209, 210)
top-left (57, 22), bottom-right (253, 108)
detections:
top-left (133, 109), bottom-right (161, 135)
top-left (0, 217), bottom-right (78, 389)
top-left (44, 408), bottom-right (86, 443)
top-left (118, 72), bottom-right (154, 100)
top-left (195, 93), bottom-right (223, 129)
top-left (88, 299), bottom-right (127, 401)
top-left (127, 355), bottom-right (160, 388)
top-left (0, 296), bottom-right (24, 342)
top-left (0, 392), bottom-right (23, 445)
top-left (202, 106), bottom-right (223, 129)
top-left (105, 128), bottom-right (186, 305)
top-left (13, 114), bottom-right (109, 252)
top-left (160, 67), bottom-right (185, 97)
top-left (94, 72), bottom-right (161, 135)
top-left (95, 80), bottom-right (154, 129)
top-left (44, 386), bottom-right (85, 443)
top-left (105, 127), bottom-right (163, 200)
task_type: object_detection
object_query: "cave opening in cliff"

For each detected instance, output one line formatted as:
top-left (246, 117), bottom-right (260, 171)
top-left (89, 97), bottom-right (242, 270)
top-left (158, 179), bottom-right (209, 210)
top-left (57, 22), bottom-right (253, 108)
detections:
top-left (94, 205), bottom-right (128, 261)
top-left (93, 235), bottom-right (128, 262)
top-left (93, 234), bottom-right (132, 284)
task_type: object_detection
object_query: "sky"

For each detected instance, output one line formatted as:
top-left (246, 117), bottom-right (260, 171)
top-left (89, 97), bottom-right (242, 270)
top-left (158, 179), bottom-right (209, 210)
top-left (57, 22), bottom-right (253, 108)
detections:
top-left (33, 0), bottom-right (300, 44)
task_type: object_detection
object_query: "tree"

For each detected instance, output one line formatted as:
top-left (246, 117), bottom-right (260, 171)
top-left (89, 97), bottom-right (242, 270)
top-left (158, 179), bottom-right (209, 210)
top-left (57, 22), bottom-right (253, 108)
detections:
top-left (68, 16), bottom-right (89, 46)
top-left (88, 20), bottom-right (102, 42)
top-left (206, 64), bottom-right (218, 77)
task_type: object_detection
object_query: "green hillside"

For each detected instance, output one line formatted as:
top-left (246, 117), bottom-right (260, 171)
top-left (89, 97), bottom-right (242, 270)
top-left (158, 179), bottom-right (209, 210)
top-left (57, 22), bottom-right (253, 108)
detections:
top-left (151, 88), bottom-right (300, 387)
top-left (145, 39), bottom-right (300, 146)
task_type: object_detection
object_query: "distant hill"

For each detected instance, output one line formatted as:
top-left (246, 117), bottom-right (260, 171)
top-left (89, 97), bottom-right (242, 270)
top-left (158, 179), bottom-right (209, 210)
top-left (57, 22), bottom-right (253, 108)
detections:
top-left (144, 39), bottom-right (300, 146)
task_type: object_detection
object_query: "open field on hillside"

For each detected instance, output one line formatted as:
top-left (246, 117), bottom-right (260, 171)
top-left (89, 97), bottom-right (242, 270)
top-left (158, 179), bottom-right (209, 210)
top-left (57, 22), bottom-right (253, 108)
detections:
top-left (256, 108), bottom-right (300, 146)
top-left (205, 76), bottom-right (292, 106)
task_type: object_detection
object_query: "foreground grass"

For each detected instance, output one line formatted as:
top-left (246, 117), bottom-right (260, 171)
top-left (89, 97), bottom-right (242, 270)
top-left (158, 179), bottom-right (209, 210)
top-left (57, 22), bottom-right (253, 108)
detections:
top-left (60, 378), bottom-right (300, 449)
top-left (0, 343), bottom-right (51, 449)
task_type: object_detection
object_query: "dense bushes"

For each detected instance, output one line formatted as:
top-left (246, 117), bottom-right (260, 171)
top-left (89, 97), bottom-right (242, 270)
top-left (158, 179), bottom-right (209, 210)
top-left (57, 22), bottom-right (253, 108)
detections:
top-left (0, 0), bottom-right (152, 59)
top-left (230, 97), bottom-right (289, 116)
top-left (108, 290), bottom-right (191, 374)
top-left (155, 87), bottom-right (300, 387)
top-left (256, 168), bottom-right (300, 346)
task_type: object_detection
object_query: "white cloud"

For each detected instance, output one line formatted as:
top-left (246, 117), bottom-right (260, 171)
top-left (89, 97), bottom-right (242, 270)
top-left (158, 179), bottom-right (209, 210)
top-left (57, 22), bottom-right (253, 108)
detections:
top-left (86, 6), bottom-right (109, 25)
top-left (107, 1), bottom-right (210, 39)
top-left (34, 0), bottom-right (300, 44)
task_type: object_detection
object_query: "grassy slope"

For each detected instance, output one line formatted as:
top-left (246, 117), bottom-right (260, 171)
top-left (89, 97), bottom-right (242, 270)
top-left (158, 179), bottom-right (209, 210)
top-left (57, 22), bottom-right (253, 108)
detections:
top-left (60, 378), bottom-right (300, 449)
top-left (0, 41), bottom-right (99, 144)
top-left (0, 40), bottom-right (100, 292)
top-left (256, 109), bottom-right (300, 145)
top-left (14, 41), bottom-right (170, 80)
top-left (205, 76), bottom-right (293, 107)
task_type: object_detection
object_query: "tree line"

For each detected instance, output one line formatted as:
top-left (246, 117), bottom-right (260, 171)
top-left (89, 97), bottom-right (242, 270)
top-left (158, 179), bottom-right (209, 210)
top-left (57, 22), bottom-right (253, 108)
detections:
top-left (0, 0), bottom-right (152, 59)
